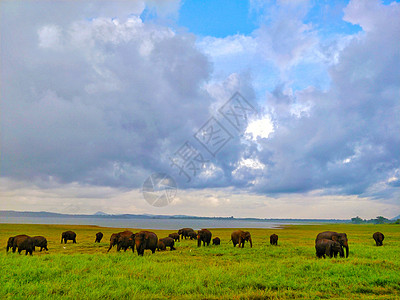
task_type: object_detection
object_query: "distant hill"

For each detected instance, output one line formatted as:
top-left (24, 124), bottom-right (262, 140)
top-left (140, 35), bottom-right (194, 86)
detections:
top-left (0, 210), bottom-right (350, 222)
top-left (391, 215), bottom-right (400, 220)
top-left (94, 211), bottom-right (108, 216)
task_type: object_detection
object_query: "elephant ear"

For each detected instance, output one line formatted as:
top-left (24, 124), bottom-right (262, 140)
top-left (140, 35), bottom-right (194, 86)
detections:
top-left (332, 235), bottom-right (338, 242)
top-left (144, 232), bottom-right (150, 240)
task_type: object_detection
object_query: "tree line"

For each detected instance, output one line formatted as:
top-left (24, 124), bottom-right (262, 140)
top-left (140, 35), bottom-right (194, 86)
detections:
top-left (351, 216), bottom-right (400, 224)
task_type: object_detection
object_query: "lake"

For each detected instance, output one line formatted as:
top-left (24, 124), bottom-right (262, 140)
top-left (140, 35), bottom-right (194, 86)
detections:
top-left (0, 216), bottom-right (321, 230)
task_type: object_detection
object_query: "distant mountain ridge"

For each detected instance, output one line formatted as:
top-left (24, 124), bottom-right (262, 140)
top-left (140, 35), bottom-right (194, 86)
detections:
top-left (0, 210), bottom-right (351, 222)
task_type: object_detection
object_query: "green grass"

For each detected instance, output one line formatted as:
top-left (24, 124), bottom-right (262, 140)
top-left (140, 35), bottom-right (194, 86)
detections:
top-left (0, 223), bottom-right (399, 299)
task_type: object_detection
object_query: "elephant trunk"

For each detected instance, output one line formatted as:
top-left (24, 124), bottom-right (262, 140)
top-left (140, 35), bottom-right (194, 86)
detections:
top-left (197, 236), bottom-right (201, 247)
top-left (345, 245), bottom-right (349, 258)
top-left (249, 237), bottom-right (253, 248)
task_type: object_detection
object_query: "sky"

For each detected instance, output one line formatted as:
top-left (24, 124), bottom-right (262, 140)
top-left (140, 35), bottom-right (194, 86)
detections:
top-left (1, 0), bottom-right (399, 219)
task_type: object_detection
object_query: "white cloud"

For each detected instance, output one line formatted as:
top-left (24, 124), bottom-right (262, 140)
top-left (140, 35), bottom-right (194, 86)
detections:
top-left (245, 115), bottom-right (274, 140)
top-left (38, 25), bottom-right (62, 49)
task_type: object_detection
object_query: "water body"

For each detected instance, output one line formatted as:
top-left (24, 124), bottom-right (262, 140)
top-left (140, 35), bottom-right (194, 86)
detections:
top-left (0, 216), bottom-right (320, 230)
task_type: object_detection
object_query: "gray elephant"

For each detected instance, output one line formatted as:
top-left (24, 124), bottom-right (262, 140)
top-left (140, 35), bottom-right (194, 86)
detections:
top-left (32, 236), bottom-right (48, 251)
top-left (316, 231), bottom-right (348, 258)
top-left (178, 228), bottom-right (196, 240)
top-left (158, 237), bottom-right (176, 251)
top-left (117, 233), bottom-right (136, 252)
top-left (197, 229), bottom-right (212, 247)
top-left (231, 230), bottom-right (252, 248)
top-left (315, 239), bottom-right (343, 258)
top-left (10, 235), bottom-right (35, 255)
top-left (373, 232), bottom-right (384, 246)
top-left (61, 231), bottom-right (76, 244)
top-left (135, 231), bottom-right (158, 256)
top-left (168, 233), bottom-right (180, 242)
top-left (212, 237), bottom-right (220, 245)
top-left (107, 231), bottom-right (134, 252)
top-left (95, 232), bottom-right (103, 243)
top-left (270, 234), bottom-right (278, 245)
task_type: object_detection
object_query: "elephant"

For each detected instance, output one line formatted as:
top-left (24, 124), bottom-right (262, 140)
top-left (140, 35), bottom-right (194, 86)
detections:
top-left (32, 236), bottom-right (48, 251)
top-left (157, 240), bottom-right (166, 251)
top-left (315, 239), bottom-right (343, 258)
top-left (178, 228), bottom-right (196, 240)
top-left (6, 237), bottom-right (13, 252)
top-left (7, 235), bottom-right (29, 252)
top-left (316, 231), bottom-right (349, 258)
top-left (188, 231), bottom-right (197, 240)
top-left (158, 237), bottom-right (176, 251)
top-left (373, 232), bottom-right (384, 246)
top-left (107, 231), bottom-right (134, 252)
top-left (135, 231), bottom-right (158, 256)
top-left (270, 234), bottom-right (278, 245)
top-left (197, 229), bottom-right (212, 247)
top-left (11, 235), bottom-right (34, 255)
top-left (168, 233), bottom-right (180, 242)
top-left (95, 232), bottom-right (103, 243)
top-left (212, 237), bottom-right (220, 245)
top-left (230, 230), bottom-right (252, 248)
top-left (61, 231), bottom-right (76, 244)
top-left (117, 233), bottom-right (136, 252)
top-left (107, 233), bottom-right (119, 252)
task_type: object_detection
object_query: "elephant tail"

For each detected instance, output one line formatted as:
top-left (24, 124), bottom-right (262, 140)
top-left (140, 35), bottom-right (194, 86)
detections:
top-left (227, 239), bottom-right (232, 244)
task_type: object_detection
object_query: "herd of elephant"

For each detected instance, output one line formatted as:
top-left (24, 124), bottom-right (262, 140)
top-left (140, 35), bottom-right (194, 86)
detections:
top-left (315, 231), bottom-right (385, 258)
top-left (5, 228), bottom-right (386, 258)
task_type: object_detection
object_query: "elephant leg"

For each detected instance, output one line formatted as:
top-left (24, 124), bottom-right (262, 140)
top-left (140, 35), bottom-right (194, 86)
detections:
top-left (325, 245), bottom-right (331, 258)
top-left (73, 239), bottom-right (76, 244)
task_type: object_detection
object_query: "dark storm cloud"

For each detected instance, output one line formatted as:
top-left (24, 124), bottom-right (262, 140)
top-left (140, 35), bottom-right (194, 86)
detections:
top-left (1, 1), bottom-right (216, 188)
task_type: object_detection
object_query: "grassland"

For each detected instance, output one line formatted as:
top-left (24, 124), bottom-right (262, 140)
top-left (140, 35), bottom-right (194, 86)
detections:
top-left (0, 223), bottom-right (399, 299)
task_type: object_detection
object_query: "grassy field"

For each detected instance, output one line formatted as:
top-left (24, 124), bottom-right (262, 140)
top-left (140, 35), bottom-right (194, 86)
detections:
top-left (0, 223), bottom-right (399, 299)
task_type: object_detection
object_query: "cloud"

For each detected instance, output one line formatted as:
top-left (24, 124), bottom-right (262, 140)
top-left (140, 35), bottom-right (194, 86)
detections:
top-left (1, 0), bottom-right (399, 218)
top-left (252, 0), bottom-right (400, 200)
top-left (1, 2), bottom-right (214, 189)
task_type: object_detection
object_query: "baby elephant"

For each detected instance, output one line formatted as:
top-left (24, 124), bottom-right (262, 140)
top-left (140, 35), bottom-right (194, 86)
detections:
top-left (95, 232), bottom-right (103, 243)
top-left (270, 234), bottom-right (278, 245)
top-left (315, 239), bottom-right (343, 258)
top-left (373, 232), bottom-right (384, 246)
top-left (212, 237), bottom-right (220, 245)
top-left (168, 233), bottom-right (180, 242)
top-left (157, 240), bottom-right (166, 251)
top-left (158, 237), bottom-right (176, 251)
top-left (32, 236), bottom-right (48, 251)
